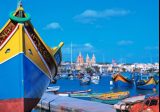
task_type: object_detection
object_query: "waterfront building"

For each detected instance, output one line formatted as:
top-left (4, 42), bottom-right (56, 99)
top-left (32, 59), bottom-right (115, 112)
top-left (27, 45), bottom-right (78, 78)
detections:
top-left (77, 52), bottom-right (84, 65)
top-left (75, 53), bottom-right (97, 71)
top-left (86, 54), bottom-right (90, 65)
top-left (91, 54), bottom-right (96, 65)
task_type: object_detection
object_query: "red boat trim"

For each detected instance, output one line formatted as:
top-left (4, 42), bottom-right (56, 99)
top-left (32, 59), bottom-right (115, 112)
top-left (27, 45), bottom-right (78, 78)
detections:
top-left (0, 24), bottom-right (19, 49)
top-left (0, 98), bottom-right (23, 112)
top-left (0, 98), bottom-right (40, 112)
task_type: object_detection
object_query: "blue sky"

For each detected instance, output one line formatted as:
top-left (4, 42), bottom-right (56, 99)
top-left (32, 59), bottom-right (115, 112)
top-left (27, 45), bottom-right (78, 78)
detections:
top-left (0, 0), bottom-right (159, 63)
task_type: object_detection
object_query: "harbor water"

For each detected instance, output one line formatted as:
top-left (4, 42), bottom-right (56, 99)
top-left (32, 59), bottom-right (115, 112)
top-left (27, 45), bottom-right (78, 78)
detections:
top-left (33, 75), bottom-right (159, 112)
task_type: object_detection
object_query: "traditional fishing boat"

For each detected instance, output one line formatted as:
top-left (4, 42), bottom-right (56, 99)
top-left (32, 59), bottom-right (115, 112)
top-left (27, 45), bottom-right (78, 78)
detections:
top-left (0, 2), bottom-right (63, 112)
top-left (136, 75), bottom-right (157, 90)
top-left (92, 91), bottom-right (129, 105)
top-left (112, 72), bottom-right (133, 87)
top-left (152, 72), bottom-right (159, 84)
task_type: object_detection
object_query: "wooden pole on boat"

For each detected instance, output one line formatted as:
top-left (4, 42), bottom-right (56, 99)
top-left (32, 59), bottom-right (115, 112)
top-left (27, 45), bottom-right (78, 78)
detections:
top-left (17, 0), bottom-right (22, 8)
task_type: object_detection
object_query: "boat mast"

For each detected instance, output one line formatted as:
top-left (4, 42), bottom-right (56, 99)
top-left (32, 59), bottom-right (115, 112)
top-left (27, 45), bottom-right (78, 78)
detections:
top-left (17, 0), bottom-right (22, 8)
top-left (71, 42), bottom-right (73, 67)
top-left (102, 54), bottom-right (105, 65)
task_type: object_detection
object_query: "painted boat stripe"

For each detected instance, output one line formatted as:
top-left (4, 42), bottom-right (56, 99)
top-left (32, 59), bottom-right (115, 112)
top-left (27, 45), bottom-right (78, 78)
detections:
top-left (0, 52), bottom-right (49, 78)
top-left (24, 54), bottom-right (50, 78)
top-left (0, 52), bottom-right (23, 64)
top-left (0, 24), bottom-right (19, 50)
top-left (24, 28), bottom-right (52, 78)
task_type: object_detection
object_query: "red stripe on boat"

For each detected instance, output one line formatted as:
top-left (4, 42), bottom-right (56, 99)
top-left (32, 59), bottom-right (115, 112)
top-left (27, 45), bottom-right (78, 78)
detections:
top-left (0, 98), bottom-right (40, 112)
top-left (0, 98), bottom-right (24, 112)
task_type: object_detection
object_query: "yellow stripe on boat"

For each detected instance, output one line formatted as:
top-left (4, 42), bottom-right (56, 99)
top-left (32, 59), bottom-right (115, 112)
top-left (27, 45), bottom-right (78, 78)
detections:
top-left (0, 23), bottom-right (50, 76)
top-left (98, 91), bottom-right (129, 99)
top-left (0, 8), bottom-right (23, 33)
top-left (52, 42), bottom-right (64, 55)
top-left (146, 77), bottom-right (156, 85)
top-left (24, 29), bottom-right (50, 75)
top-left (30, 23), bottom-right (59, 66)
top-left (114, 75), bottom-right (128, 83)
top-left (0, 24), bottom-right (23, 63)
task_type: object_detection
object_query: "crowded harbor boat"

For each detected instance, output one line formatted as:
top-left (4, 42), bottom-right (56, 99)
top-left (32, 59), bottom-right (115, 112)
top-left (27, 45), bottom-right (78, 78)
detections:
top-left (112, 72), bottom-right (133, 87)
top-left (136, 74), bottom-right (157, 90)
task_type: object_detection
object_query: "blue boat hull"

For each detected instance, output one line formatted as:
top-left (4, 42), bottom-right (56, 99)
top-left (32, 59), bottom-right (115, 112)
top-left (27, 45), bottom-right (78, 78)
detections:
top-left (136, 84), bottom-right (156, 90)
top-left (114, 80), bottom-right (132, 87)
top-left (0, 53), bottom-right (50, 111)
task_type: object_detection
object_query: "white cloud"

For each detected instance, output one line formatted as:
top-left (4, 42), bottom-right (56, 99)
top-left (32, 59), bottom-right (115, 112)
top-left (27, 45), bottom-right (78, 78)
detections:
top-left (62, 43), bottom-right (94, 54)
top-left (84, 43), bottom-right (94, 48)
top-left (117, 40), bottom-right (134, 46)
top-left (45, 22), bottom-right (63, 30)
top-left (74, 9), bottom-right (130, 24)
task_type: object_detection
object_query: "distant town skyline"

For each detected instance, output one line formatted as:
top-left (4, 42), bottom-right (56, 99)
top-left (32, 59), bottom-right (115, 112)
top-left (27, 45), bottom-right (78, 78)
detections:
top-left (63, 51), bottom-right (159, 64)
top-left (0, 0), bottom-right (159, 63)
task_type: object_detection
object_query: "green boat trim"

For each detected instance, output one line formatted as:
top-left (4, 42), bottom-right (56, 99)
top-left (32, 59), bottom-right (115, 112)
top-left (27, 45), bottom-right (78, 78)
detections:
top-left (9, 11), bottom-right (31, 23)
top-left (92, 98), bottom-right (122, 105)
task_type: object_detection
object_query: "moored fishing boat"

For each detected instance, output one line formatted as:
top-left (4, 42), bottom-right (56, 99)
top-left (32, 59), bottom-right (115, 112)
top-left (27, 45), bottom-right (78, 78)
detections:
top-left (152, 72), bottom-right (159, 84)
top-left (0, 2), bottom-right (63, 112)
top-left (112, 72), bottom-right (133, 87)
top-left (91, 91), bottom-right (129, 105)
top-left (136, 74), bottom-right (157, 90)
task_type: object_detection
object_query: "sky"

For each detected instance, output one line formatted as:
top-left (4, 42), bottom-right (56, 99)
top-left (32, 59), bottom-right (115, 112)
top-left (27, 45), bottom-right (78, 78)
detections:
top-left (0, 0), bottom-right (159, 63)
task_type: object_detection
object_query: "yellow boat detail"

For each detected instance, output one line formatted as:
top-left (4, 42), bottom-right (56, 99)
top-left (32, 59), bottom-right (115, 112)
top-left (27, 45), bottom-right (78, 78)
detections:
top-left (98, 91), bottom-right (129, 100)
top-left (0, 2), bottom-right (64, 111)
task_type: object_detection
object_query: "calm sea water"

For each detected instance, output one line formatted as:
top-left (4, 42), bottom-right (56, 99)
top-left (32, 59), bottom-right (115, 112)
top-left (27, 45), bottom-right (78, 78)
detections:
top-left (52, 75), bottom-right (159, 95)
top-left (33, 75), bottom-right (159, 112)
